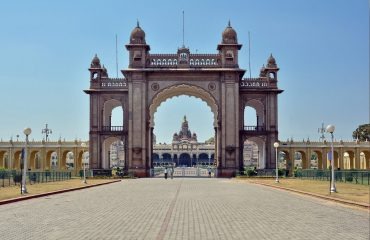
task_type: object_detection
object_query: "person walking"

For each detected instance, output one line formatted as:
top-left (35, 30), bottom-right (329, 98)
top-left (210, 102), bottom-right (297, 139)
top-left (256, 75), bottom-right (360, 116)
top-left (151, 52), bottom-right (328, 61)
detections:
top-left (208, 167), bottom-right (212, 178)
top-left (164, 167), bottom-right (168, 179)
top-left (170, 166), bottom-right (174, 179)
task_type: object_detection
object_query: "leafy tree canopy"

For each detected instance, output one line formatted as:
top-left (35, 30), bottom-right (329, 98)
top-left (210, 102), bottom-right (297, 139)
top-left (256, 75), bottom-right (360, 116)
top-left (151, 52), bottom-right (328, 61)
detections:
top-left (352, 124), bottom-right (370, 141)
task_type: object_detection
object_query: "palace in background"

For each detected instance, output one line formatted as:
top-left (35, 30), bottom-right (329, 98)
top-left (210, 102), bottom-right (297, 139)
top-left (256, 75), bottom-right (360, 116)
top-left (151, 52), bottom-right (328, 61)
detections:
top-left (109, 116), bottom-right (258, 168)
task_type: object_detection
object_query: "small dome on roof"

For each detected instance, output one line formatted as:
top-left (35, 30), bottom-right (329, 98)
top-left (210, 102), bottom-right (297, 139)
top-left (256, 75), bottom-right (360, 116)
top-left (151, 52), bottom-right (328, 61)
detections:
top-left (130, 21), bottom-right (146, 44)
top-left (259, 64), bottom-right (266, 77)
top-left (222, 21), bottom-right (238, 44)
top-left (91, 54), bottom-right (101, 68)
top-left (267, 54), bottom-right (277, 68)
top-left (101, 65), bottom-right (108, 77)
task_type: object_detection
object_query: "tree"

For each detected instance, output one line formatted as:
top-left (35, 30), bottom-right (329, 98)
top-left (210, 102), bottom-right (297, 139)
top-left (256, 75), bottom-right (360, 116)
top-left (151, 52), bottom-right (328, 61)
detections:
top-left (352, 124), bottom-right (370, 141)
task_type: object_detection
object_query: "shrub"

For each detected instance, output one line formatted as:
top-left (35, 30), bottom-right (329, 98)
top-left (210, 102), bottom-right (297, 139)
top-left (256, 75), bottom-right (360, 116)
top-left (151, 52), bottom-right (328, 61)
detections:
top-left (246, 169), bottom-right (257, 177)
top-left (278, 169), bottom-right (285, 177)
top-left (345, 174), bottom-right (353, 182)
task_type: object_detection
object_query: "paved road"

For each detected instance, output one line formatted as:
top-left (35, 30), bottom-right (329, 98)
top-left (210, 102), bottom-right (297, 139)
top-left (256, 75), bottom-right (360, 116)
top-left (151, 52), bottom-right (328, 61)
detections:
top-left (1, 178), bottom-right (369, 240)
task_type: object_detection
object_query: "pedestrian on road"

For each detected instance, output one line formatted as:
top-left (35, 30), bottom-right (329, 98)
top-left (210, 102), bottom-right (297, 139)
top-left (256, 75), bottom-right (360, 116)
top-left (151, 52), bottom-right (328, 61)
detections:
top-left (164, 167), bottom-right (168, 179)
top-left (208, 167), bottom-right (211, 178)
top-left (170, 167), bottom-right (174, 179)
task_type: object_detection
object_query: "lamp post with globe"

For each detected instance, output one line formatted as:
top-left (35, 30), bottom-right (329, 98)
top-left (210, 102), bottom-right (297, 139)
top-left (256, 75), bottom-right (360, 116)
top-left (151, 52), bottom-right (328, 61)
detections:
top-left (81, 142), bottom-right (87, 184)
top-left (274, 142), bottom-right (280, 183)
top-left (326, 124), bottom-right (336, 192)
top-left (22, 128), bottom-right (32, 194)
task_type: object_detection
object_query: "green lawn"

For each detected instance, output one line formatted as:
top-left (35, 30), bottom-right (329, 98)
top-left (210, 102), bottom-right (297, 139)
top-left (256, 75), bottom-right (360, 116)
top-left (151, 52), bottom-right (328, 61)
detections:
top-left (237, 178), bottom-right (370, 205)
top-left (0, 178), bottom-right (119, 201)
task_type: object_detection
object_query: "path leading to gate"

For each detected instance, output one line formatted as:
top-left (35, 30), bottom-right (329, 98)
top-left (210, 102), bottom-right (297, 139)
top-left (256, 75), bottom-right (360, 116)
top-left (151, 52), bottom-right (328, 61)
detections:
top-left (0, 178), bottom-right (369, 240)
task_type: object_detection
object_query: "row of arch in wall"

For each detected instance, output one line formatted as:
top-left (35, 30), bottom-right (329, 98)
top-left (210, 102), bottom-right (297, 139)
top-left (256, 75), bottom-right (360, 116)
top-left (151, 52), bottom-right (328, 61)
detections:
top-left (278, 150), bottom-right (370, 170)
top-left (0, 150), bottom-right (89, 171)
top-left (150, 58), bottom-right (219, 66)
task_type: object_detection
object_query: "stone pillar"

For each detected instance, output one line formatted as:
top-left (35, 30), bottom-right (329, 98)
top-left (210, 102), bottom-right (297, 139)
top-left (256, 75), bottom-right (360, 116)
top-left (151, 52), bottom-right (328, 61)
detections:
top-left (40, 147), bottom-right (46, 170)
top-left (89, 93), bottom-right (101, 170)
top-left (219, 75), bottom-right (239, 177)
top-left (127, 73), bottom-right (148, 177)
top-left (265, 92), bottom-right (279, 169)
top-left (355, 148), bottom-right (361, 169)
top-left (338, 147), bottom-right (344, 170)
top-left (8, 147), bottom-right (12, 170)
top-left (317, 151), bottom-right (323, 170)
top-left (348, 152), bottom-right (354, 169)
top-left (305, 148), bottom-right (311, 169)
top-left (322, 148), bottom-right (328, 169)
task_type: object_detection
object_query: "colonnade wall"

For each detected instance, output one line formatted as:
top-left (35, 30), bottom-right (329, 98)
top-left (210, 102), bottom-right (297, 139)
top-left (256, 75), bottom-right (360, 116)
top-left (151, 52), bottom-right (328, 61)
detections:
top-left (0, 140), bottom-right (88, 176)
top-left (279, 140), bottom-right (370, 175)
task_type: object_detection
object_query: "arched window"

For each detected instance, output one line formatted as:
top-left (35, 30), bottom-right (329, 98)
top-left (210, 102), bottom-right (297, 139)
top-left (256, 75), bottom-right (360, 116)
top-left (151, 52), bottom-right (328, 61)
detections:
top-left (92, 72), bottom-right (98, 79)
top-left (157, 59), bottom-right (161, 65)
top-left (195, 59), bottom-right (199, 65)
top-left (190, 59), bottom-right (194, 65)
top-left (111, 106), bottom-right (124, 127)
top-left (162, 59), bottom-right (167, 65)
top-left (168, 59), bottom-right (172, 65)
top-left (244, 106), bottom-right (257, 127)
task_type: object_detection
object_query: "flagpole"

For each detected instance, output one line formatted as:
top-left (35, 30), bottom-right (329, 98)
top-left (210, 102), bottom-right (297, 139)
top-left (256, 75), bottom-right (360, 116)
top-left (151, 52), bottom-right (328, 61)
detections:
top-left (116, 34), bottom-right (118, 78)
top-left (248, 31), bottom-right (252, 78)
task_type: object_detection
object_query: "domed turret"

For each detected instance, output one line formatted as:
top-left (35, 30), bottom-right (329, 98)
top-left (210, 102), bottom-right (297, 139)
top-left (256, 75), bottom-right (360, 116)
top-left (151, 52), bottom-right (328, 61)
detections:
top-left (130, 21), bottom-right (146, 44)
top-left (222, 21), bottom-right (238, 44)
top-left (91, 54), bottom-right (101, 68)
top-left (259, 64), bottom-right (266, 77)
top-left (181, 115), bottom-right (189, 129)
top-left (101, 65), bottom-right (108, 77)
top-left (191, 133), bottom-right (198, 142)
top-left (267, 54), bottom-right (277, 68)
top-left (172, 133), bottom-right (179, 142)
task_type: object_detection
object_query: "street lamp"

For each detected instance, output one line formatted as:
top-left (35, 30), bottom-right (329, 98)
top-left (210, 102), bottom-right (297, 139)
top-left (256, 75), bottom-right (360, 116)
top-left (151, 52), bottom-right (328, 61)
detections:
top-left (326, 124), bottom-right (336, 192)
top-left (41, 123), bottom-right (52, 141)
top-left (22, 128), bottom-right (32, 194)
top-left (81, 142), bottom-right (87, 184)
top-left (274, 142), bottom-right (279, 183)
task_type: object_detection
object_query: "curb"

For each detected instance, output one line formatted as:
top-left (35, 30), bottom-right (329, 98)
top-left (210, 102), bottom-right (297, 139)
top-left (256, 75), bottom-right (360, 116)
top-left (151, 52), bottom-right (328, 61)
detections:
top-left (0, 180), bottom-right (122, 206)
top-left (250, 181), bottom-right (370, 209)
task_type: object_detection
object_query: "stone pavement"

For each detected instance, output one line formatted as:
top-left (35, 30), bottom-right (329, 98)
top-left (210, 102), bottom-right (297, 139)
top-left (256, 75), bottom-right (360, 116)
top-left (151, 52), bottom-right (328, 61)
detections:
top-left (0, 178), bottom-right (369, 240)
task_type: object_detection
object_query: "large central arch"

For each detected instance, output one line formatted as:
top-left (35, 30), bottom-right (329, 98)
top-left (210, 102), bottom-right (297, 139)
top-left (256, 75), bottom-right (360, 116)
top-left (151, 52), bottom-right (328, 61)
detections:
top-left (149, 84), bottom-right (219, 128)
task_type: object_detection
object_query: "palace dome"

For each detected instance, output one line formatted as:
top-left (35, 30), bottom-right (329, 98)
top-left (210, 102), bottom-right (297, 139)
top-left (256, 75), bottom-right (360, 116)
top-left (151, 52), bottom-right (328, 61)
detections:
top-left (91, 54), bottom-right (101, 67)
top-left (130, 22), bottom-right (146, 44)
top-left (267, 54), bottom-right (277, 68)
top-left (222, 21), bottom-right (238, 44)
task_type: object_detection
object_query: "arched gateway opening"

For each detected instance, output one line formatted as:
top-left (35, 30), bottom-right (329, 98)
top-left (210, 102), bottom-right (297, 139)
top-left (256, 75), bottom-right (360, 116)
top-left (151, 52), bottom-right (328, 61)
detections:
top-left (151, 93), bottom-right (215, 170)
top-left (84, 22), bottom-right (283, 177)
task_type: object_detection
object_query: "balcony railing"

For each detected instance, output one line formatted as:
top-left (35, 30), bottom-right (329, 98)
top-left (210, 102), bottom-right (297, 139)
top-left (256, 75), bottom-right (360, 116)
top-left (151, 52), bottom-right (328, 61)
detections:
top-left (102, 126), bottom-right (125, 132)
top-left (243, 126), bottom-right (265, 132)
top-left (240, 78), bottom-right (270, 88)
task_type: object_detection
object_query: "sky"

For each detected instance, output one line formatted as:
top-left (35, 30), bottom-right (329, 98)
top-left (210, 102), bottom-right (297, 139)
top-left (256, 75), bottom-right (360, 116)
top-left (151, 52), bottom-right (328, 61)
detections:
top-left (0, 0), bottom-right (368, 143)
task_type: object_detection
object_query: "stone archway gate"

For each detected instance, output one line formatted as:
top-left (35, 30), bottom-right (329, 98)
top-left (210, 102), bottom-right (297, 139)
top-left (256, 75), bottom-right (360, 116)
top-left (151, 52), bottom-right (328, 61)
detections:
top-left (84, 22), bottom-right (283, 177)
